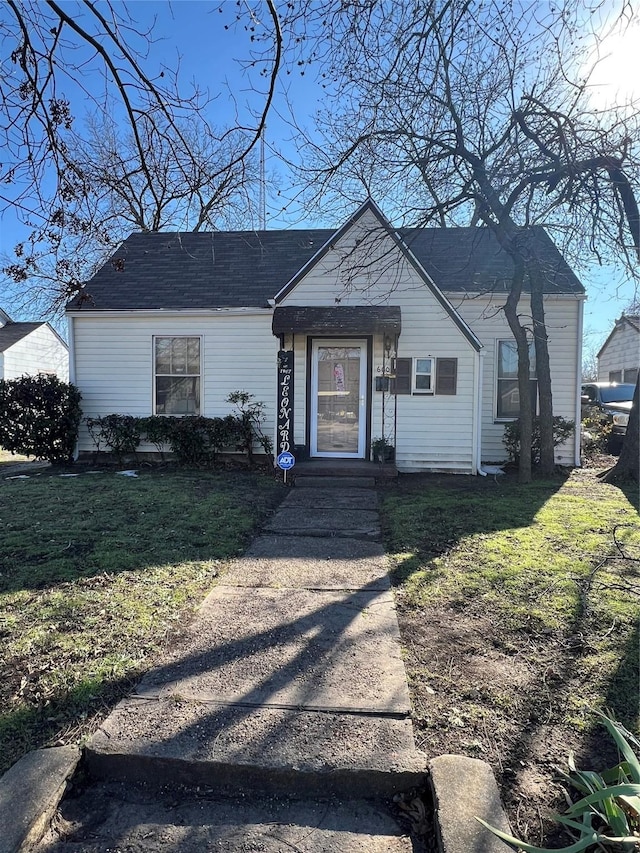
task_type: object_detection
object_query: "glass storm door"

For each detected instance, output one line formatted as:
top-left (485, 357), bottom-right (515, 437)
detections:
top-left (310, 339), bottom-right (367, 458)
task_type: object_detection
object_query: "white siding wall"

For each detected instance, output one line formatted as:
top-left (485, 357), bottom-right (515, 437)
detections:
top-left (70, 206), bottom-right (582, 471)
top-left (598, 324), bottom-right (640, 381)
top-left (72, 312), bottom-right (277, 452)
top-left (3, 325), bottom-right (69, 381)
top-left (280, 208), bottom-right (479, 473)
top-left (454, 292), bottom-right (582, 464)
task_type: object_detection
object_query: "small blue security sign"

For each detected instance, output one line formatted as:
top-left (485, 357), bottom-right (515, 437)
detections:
top-left (277, 451), bottom-right (296, 471)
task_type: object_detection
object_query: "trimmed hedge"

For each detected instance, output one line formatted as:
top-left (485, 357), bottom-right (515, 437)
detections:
top-left (0, 374), bottom-right (82, 463)
top-left (85, 392), bottom-right (273, 466)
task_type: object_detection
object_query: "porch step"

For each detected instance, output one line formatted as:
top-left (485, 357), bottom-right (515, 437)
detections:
top-left (293, 460), bottom-right (397, 481)
top-left (294, 476), bottom-right (376, 490)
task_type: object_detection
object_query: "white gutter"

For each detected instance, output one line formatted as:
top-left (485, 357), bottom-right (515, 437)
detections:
top-left (474, 348), bottom-right (485, 475)
top-left (574, 296), bottom-right (586, 467)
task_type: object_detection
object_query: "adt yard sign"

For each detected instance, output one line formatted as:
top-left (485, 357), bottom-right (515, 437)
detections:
top-left (277, 451), bottom-right (295, 471)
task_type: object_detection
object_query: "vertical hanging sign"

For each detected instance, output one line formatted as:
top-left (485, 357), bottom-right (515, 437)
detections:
top-left (277, 350), bottom-right (294, 455)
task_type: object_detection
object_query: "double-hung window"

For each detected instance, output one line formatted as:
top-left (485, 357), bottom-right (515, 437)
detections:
top-left (413, 358), bottom-right (434, 393)
top-left (154, 336), bottom-right (201, 415)
top-left (496, 340), bottom-right (537, 419)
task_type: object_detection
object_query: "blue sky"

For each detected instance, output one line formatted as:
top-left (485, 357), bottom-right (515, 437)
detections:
top-left (0, 0), bottom-right (636, 350)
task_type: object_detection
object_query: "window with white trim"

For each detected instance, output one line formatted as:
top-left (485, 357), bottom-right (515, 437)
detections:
top-left (496, 340), bottom-right (537, 419)
top-left (154, 336), bottom-right (201, 415)
top-left (413, 358), bottom-right (434, 393)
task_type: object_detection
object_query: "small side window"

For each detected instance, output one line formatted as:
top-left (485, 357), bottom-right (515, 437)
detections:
top-left (609, 370), bottom-right (622, 383)
top-left (413, 358), bottom-right (434, 393)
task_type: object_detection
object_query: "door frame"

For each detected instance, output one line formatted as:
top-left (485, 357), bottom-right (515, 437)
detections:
top-left (306, 336), bottom-right (372, 459)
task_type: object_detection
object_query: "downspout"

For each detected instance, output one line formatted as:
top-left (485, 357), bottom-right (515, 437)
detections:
top-left (574, 296), bottom-right (585, 467)
top-left (67, 314), bottom-right (79, 461)
top-left (475, 348), bottom-right (485, 475)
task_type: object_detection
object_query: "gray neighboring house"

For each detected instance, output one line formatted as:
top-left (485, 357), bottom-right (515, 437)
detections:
top-left (0, 309), bottom-right (68, 381)
top-left (66, 200), bottom-right (585, 472)
top-left (597, 313), bottom-right (640, 386)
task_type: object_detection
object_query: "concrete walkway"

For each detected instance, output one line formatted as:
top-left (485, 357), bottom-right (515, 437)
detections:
top-left (87, 479), bottom-right (426, 804)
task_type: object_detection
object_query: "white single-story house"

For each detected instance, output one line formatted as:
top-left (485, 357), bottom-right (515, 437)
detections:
top-left (597, 314), bottom-right (639, 385)
top-left (0, 308), bottom-right (69, 382)
top-left (66, 200), bottom-right (585, 472)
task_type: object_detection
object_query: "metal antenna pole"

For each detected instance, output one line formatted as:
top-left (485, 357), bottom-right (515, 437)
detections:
top-left (258, 128), bottom-right (266, 230)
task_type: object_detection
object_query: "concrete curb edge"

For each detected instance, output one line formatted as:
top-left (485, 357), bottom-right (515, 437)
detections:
top-left (429, 754), bottom-right (512, 853)
top-left (0, 746), bottom-right (81, 853)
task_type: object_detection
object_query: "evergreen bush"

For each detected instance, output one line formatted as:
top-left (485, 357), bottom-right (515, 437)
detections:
top-left (0, 374), bottom-right (82, 463)
top-left (503, 416), bottom-right (574, 466)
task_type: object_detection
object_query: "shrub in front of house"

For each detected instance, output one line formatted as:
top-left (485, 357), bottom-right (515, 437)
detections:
top-left (86, 414), bottom-right (142, 464)
top-left (503, 416), bottom-right (574, 466)
top-left (84, 400), bottom-right (268, 466)
top-left (580, 412), bottom-right (613, 459)
top-left (0, 374), bottom-right (82, 463)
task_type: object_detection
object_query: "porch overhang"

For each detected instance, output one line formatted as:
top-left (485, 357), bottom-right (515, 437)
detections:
top-left (272, 305), bottom-right (402, 337)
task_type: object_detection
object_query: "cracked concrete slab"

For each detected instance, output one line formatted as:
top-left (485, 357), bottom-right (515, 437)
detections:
top-left (263, 507), bottom-right (381, 538)
top-left (279, 488), bottom-right (380, 511)
top-left (88, 700), bottom-right (425, 797)
top-left (134, 586), bottom-right (410, 715)
top-left (224, 535), bottom-right (390, 590)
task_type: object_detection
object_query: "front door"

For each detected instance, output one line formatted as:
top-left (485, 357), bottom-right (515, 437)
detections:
top-left (310, 339), bottom-right (367, 458)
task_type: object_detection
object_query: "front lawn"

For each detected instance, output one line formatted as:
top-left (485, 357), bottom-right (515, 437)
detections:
top-left (0, 467), bottom-right (284, 773)
top-left (381, 468), bottom-right (639, 849)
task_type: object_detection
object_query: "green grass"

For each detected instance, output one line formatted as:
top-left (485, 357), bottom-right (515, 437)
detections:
top-left (382, 470), bottom-right (639, 727)
top-left (0, 467), bottom-right (284, 772)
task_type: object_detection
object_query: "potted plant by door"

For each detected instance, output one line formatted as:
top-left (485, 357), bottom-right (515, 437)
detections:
top-left (372, 436), bottom-right (395, 463)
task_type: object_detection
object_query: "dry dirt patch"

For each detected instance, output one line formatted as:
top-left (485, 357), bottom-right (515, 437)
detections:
top-left (383, 468), bottom-right (639, 849)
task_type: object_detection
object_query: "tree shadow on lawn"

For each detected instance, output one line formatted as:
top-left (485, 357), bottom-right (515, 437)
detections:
top-left (0, 468), bottom-right (286, 594)
top-left (492, 618), bottom-right (640, 848)
top-left (379, 471), bottom-right (569, 586)
top-left (383, 470), bottom-right (639, 847)
top-left (0, 670), bottom-right (142, 775)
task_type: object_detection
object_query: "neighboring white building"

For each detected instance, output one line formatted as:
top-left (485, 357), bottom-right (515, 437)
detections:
top-left (597, 314), bottom-right (639, 385)
top-left (66, 200), bottom-right (585, 472)
top-left (0, 309), bottom-right (69, 382)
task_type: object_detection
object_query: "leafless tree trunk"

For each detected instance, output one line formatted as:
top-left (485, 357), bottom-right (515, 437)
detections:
top-left (504, 257), bottom-right (533, 483)
top-left (529, 260), bottom-right (555, 476)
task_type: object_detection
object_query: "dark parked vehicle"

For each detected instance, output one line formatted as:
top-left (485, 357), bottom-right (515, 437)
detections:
top-left (581, 382), bottom-right (635, 451)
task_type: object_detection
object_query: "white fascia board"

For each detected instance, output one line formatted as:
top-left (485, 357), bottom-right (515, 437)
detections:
top-left (65, 307), bottom-right (273, 318)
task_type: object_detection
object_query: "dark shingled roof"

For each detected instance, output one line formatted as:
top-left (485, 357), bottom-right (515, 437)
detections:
top-left (0, 322), bottom-right (45, 352)
top-left (67, 225), bottom-right (584, 312)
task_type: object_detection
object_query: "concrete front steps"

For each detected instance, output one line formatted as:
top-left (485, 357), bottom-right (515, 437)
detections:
top-left (86, 483), bottom-right (425, 806)
top-left (293, 458), bottom-right (398, 482)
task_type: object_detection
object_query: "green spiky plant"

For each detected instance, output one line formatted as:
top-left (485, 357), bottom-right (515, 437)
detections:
top-left (477, 712), bottom-right (640, 853)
